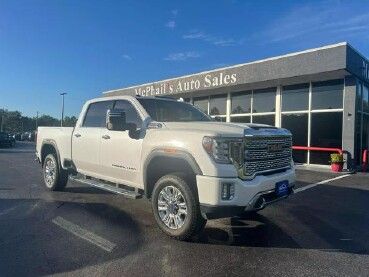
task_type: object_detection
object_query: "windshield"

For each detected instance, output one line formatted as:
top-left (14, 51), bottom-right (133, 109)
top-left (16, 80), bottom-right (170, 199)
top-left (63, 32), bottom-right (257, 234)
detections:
top-left (137, 98), bottom-right (212, 122)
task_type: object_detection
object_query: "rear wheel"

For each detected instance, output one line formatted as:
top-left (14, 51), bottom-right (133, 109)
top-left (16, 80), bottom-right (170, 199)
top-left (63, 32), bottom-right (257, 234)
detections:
top-left (152, 174), bottom-right (206, 241)
top-left (43, 154), bottom-right (68, 191)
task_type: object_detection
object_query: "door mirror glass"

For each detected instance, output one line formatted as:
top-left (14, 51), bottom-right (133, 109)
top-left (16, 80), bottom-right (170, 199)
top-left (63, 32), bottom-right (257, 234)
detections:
top-left (106, 109), bottom-right (136, 131)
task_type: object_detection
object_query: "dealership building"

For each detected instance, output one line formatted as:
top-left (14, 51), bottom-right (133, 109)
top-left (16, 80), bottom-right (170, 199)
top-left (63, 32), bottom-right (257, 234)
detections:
top-left (103, 42), bottom-right (369, 169)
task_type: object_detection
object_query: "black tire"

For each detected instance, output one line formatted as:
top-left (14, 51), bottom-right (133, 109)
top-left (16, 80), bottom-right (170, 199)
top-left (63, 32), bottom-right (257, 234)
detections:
top-left (152, 174), bottom-right (207, 241)
top-left (43, 154), bottom-right (68, 191)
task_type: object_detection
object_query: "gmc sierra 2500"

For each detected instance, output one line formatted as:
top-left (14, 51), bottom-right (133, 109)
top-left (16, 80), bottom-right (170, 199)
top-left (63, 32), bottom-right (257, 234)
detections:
top-left (36, 96), bottom-right (295, 240)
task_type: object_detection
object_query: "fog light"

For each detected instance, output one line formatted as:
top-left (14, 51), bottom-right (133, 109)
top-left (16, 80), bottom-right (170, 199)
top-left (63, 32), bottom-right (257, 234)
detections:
top-left (221, 183), bottom-right (235, 200)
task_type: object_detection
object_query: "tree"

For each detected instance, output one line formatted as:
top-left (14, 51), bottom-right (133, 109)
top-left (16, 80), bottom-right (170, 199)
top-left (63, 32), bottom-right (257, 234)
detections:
top-left (63, 116), bottom-right (78, 127)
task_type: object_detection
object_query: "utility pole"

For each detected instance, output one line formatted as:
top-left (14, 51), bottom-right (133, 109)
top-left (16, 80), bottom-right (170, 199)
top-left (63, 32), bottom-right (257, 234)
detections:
top-left (60, 93), bottom-right (67, 127)
top-left (36, 111), bottom-right (39, 130)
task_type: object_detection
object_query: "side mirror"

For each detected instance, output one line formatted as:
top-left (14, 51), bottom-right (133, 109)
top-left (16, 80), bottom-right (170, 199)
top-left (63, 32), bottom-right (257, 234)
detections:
top-left (213, 116), bottom-right (222, 122)
top-left (106, 109), bottom-right (136, 131)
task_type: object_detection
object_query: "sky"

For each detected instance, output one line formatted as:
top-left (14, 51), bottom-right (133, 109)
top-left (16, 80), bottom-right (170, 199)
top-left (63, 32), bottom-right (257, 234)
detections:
top-left (1, 0), bottom-right (369, 118)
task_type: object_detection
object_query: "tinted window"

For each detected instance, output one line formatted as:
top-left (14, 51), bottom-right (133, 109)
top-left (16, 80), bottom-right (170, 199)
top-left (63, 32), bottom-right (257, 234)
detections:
top-left (363, 85), bottom-right (369, 113)
top-left (310, 112), bottom-right (342, 164)
top-left (193, 97), bottom-right (208, 114)
top-left (252, 114), bottom-right (275, 126)
top-left (210, 94), bottom-right (227, 115)
top-left (253, 88), bottom-right (276, 113)
top-left (312, 79), bottom-right (343, 110)
top-left (114, 100), bottom-right (142, 127)
top-left (138, 99), bottom-right (211, 122)
top-left (83, 101), bottom-right (114, 127)
top-left (282, 113), bottom-right (308, 163)
top-left (282, 83), bottom-right (309, 111)
top-left (231, 91), bottom-right (252, 114)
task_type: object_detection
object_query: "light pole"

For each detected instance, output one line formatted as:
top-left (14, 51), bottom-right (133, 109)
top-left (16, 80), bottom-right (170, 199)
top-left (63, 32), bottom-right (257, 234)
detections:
top-left (60, 93), bottom-right (67, 127)
top-left (36, 111), bottom-right (39, 130)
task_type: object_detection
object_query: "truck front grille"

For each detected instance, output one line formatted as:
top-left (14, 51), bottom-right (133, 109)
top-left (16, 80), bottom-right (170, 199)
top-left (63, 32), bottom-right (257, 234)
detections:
top-left (244, 136), bottom-right (292, 178)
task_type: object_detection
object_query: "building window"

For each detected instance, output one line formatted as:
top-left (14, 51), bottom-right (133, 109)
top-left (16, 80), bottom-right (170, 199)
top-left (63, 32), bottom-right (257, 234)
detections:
top-left (282, 113), bottom-right (308, 163)
top-left (363, 85), bottom-right (369, 113)
top-left (231, 116), bottom-right (251, 123)
top-left (253, 88), bottom-right (276, 113)
top-left (209, 94), bottom-right (227, 116)
top-left (310, 112), bottom-right (343, 164)
top-left (231, 91), bottom-right (252, 114)
top-left (193, 97), bottom-right (209, 114)
top-left (282, 83), bottom-right (309, 111)
top-left (252, 114), bottom-right (275, 125)
top-left (311, 79), bottom-right (343, 110)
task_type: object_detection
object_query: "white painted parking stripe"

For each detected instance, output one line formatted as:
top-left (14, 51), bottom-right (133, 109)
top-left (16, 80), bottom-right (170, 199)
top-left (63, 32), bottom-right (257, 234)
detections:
top-left (294, 174), bottom-right (351, 193)
top-left (51, 216), bottom-right (116, 252)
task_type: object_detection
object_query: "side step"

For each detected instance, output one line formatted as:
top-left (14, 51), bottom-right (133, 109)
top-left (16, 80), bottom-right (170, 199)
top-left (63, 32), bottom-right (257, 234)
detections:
top-left (69, 175), bottom-right (142, 199)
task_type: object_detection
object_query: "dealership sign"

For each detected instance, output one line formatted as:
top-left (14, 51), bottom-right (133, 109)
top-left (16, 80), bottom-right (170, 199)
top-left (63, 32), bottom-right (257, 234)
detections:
top-left (134, 72), bottom-right (237, 96)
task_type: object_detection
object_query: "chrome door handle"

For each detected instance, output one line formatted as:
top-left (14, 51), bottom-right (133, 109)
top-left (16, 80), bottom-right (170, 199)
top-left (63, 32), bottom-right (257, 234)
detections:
top-left (102, 135), bottom-right (111, 139)
top-left (74, 133), bottom-right (81, 138)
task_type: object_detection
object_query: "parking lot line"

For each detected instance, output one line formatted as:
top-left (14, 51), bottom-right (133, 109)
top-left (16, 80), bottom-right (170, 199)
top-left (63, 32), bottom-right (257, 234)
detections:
top-left (51, 216), bottom-right (116, 252)
top-left (294, 174), bottom-right (351, 193)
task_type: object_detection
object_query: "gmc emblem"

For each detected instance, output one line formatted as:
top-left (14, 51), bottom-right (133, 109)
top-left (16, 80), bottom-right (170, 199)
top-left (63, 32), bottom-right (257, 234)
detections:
top-left (267, 143), bottom-right (283, 152)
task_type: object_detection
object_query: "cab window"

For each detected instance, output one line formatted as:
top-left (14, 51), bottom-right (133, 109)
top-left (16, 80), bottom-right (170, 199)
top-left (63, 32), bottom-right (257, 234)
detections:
top-left (113, 100), bottom-right (143, 127)
top-left (82, 101), bottom-right (114, 128)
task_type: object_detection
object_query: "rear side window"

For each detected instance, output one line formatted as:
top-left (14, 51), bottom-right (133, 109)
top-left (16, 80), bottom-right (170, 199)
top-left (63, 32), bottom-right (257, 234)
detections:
top-left (114, 100), bottom-right (143, 127)
top-left (83, 101), bottom-right (114, 127)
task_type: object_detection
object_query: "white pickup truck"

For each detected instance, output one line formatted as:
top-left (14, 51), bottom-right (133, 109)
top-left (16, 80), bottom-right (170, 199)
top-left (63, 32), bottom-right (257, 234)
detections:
top-left (36, 95), bottom-right (295, 240)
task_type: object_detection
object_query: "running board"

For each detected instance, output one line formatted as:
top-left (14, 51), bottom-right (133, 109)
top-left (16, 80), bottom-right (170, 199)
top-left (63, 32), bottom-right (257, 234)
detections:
top-left (69, 175), bottom-right (142, 199)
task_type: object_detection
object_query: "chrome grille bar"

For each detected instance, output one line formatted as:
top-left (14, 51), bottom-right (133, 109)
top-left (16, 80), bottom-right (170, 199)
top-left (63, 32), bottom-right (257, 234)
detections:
top-left (244, 136), bottom-right (292, 178)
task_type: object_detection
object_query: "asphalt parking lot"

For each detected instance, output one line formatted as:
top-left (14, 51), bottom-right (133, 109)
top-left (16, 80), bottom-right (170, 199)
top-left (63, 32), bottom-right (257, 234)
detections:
top-left (1, 142), bottom-right (369, 276)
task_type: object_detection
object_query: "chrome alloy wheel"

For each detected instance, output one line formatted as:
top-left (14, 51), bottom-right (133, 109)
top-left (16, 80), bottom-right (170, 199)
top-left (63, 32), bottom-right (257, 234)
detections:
top-left (158, 186), bottom-right (188, 230)
top-left (44, 158), bottom-right (56, 188)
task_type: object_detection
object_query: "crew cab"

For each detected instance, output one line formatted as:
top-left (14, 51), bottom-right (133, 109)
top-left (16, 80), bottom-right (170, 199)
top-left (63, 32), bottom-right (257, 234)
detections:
top-left (36, 96), bottom-right (295, 240)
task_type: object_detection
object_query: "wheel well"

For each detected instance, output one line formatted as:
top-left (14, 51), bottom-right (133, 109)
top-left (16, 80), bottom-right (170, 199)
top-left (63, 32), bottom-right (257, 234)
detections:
top-left (41, 144), bottom-right (57, 166)
top-left (145, 156), bottom-right (198, 199)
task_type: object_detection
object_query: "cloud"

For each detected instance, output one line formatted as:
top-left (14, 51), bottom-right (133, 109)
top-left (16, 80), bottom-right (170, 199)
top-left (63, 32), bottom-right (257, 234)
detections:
top-left (165, 9), bottom-right (179, 28)
top-left (256, 2), bottom-right (369, 43)
top-left (182, 30), bottom-right (241, 47)
top-left (165, 20), bottom-right (176, 28)
top-left (122, 54), bottom-right (132, 60)
top-left (164, 52), bottom-right (200, 61)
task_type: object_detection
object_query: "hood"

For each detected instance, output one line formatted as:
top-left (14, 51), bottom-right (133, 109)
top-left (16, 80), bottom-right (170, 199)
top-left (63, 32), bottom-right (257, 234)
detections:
top-left (162, 122), bottom-right (292, 137)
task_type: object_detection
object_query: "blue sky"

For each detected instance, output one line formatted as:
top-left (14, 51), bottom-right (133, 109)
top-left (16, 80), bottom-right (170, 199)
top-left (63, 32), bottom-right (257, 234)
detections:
top-left (1, 0), bottom-right (369, 118)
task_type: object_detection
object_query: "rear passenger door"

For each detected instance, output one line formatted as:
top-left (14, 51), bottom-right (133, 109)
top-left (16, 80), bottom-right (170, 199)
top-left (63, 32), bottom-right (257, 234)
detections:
top-left (72, 100), bottom-right (114, 177)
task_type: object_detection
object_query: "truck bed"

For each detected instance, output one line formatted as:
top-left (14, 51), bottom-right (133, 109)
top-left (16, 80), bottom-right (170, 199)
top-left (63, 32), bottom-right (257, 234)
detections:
top-left (36, 127), bottom-right (74, 166)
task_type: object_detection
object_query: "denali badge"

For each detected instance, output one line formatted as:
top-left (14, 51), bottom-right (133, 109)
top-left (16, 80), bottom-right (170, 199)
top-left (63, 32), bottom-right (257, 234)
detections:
top-left (267, 143), bottom-right (283, 152)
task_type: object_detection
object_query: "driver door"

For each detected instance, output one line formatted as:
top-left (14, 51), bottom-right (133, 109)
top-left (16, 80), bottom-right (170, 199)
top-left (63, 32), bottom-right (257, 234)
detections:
top-left (99, 100), bottom-right (144, 188)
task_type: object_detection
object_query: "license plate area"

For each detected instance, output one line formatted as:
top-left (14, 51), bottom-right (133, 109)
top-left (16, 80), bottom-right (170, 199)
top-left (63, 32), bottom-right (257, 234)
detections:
top-left (275, 180), bottom-right (289, 196)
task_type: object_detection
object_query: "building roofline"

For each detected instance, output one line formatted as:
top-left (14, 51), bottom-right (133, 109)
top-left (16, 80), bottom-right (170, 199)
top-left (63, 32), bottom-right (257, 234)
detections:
top-left (103, 42), bottom-right (349, 94)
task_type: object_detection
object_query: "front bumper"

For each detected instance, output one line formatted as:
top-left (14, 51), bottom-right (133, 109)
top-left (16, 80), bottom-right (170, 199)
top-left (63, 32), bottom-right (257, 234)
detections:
top-left (196, 168), bottom-right (295, 219)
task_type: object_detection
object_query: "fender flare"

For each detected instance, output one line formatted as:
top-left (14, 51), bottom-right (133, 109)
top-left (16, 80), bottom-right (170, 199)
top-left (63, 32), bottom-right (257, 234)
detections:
top-left (143, 149), bottom-right (203, 196)
top-left (40, 139), bottom-right (62, 171)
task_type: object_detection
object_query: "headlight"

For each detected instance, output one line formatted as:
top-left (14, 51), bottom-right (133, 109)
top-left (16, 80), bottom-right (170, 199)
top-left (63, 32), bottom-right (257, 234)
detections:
top-left (202, 136), bottom-right (243, 165)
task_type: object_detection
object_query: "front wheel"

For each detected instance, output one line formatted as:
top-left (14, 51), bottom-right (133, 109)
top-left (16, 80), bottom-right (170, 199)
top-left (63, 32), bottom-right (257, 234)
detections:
top-left (43, 154), bottom-right (68, 191)
top-left (151, 174), bottom-right (207, 241)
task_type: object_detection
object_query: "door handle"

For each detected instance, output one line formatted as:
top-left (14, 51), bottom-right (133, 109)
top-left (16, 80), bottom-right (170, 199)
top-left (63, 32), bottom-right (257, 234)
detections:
top-left (102, 135), bottom-right (111, 140)
top-left (74, 133), bottom-right (81, 138)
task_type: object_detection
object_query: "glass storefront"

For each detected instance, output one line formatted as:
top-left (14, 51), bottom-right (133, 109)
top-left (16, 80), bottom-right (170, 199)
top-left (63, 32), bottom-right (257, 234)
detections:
top-left (356, 83), bottom-right (369, 165)
top-left (191, 79), bottom-right (346, 166)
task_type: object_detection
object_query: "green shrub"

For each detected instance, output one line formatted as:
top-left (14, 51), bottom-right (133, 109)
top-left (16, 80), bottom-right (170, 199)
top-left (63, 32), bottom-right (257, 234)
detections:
top-left (330, 153), bottom-right (343, 163)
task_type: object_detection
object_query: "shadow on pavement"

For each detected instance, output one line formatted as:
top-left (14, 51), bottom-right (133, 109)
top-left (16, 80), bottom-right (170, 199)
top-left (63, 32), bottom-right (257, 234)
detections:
top-left (192, 182), bottom-right (369, 255)
top-left (0, 198), bottom-right (143, 277)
